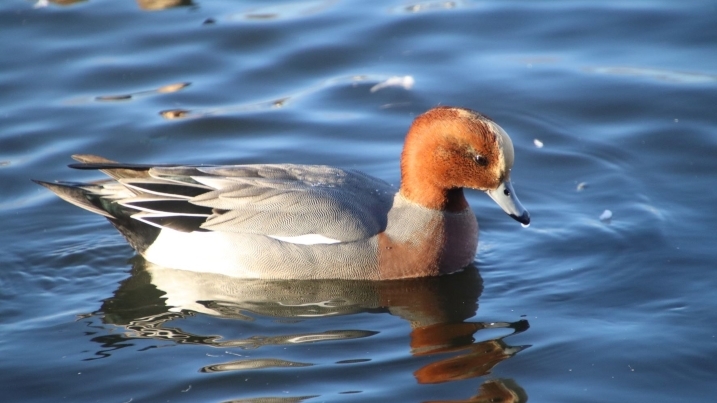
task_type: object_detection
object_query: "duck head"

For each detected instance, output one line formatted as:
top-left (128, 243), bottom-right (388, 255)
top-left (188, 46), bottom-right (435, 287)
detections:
top-left (399, 106), bottom-right (530, 225)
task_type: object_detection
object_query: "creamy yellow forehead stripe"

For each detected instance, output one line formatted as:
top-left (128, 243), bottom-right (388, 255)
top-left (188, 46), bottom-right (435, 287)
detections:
top-left (486, 120), bottom-right (515, 171)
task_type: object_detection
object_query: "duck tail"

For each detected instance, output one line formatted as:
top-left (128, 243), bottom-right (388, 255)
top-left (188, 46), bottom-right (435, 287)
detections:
top-left (32, 154), bottom-right (155, 218)
top-left (32, 179), bottom-right (116, 218)
top-left (32, 178), bottom-right (162, 253)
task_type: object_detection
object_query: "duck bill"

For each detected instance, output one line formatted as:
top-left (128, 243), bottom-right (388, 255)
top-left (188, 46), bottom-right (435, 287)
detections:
top-left (486, 179), bottom-right (530, 226)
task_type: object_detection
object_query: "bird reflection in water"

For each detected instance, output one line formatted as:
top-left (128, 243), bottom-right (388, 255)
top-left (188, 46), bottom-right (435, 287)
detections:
top-left (86, 257), bottom-right (529, 402)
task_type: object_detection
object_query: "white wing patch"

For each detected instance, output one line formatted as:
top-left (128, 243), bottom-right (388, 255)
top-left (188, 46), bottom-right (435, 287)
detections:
top-left (191, 176), bottom-right (238, 190)
top-left (268, 234), bottom-right (342, 245)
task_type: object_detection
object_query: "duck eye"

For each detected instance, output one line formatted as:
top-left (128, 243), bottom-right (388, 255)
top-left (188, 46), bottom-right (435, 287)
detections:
top-left (475, 154), bottom-right (488, 167)
top-left (504, 188), bottom-right (511, 196)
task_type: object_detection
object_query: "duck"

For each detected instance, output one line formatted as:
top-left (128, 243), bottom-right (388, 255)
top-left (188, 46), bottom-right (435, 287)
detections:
top-left (34, 106), bottom-right (530, 280)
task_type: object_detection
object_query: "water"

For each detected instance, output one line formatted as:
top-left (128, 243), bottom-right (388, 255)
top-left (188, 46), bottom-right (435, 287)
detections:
top-left (2, 0), bottom-right (716, 401)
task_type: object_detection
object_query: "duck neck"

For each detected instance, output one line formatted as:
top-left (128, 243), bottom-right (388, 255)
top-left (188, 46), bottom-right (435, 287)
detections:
top-left (399, 178), bottom-right (469, 212)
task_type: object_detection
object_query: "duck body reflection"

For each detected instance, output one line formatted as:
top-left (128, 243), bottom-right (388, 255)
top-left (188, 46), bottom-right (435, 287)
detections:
top-left (91, 257), bottom-right (529, 402)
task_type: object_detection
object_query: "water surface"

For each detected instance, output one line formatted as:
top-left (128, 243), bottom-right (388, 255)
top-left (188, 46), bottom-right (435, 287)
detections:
top-left (1, 0), bottom-right (716, 402)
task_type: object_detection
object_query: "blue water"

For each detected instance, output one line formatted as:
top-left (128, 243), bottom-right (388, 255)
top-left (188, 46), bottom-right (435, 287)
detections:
top-left (2, 0), bottom-right (716, 401)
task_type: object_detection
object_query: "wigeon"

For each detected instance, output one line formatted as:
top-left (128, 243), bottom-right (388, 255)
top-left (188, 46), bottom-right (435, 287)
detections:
top-left (34, 106), bottom-right (529, 279)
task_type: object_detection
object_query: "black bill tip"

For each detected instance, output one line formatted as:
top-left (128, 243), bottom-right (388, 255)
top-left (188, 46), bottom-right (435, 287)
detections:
top-left (510, 210), bottom-right (531, 226)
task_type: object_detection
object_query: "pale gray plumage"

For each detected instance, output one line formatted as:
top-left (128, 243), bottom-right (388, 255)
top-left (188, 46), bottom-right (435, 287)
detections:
top-left (170, 164), bottom-right (397, 241)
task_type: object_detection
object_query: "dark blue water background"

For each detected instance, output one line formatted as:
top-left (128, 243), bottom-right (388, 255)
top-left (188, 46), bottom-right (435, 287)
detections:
top-left (1, 0), bottom-right (716, 402)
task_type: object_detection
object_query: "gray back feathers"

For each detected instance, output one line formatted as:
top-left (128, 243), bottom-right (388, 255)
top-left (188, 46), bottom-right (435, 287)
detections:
top-left (172, 164), bottom-right (395, 241)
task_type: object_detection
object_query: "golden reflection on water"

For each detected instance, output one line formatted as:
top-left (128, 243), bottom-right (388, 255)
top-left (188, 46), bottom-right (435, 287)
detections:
top-left (155, 75), bottom-right (413, 121)
top-left (35, 0), bottom-right (193, 10)
top-left (411, 323), bottom-right (528, 384)
top-left (95, 82), bottom-right (190, 102)
top-left (45, 0), bottom-right (87, 6)
top-left (136, 0), bottom-right (192, 11)
top-left (75, 74), bottom-right (414, 121)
